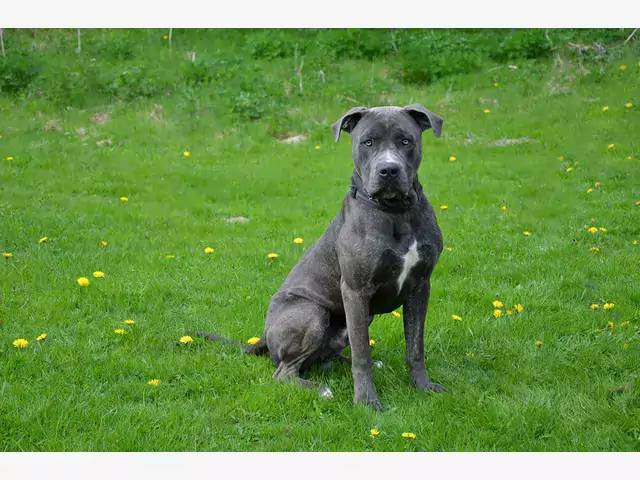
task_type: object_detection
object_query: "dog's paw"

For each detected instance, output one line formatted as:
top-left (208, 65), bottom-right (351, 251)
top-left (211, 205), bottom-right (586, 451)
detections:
top-left (418, 382), bottom-right (447, 393)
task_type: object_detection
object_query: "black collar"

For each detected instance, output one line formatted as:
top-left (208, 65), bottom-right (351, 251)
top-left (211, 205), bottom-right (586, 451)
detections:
top-left (349, 172), bottom-right (422, 214)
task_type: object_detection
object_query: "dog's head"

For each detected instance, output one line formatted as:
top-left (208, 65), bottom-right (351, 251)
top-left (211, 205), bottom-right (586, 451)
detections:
top-left (332, 105), bottom-right (443, 201)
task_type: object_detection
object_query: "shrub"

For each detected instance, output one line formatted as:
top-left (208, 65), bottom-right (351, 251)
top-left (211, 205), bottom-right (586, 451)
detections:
top-left (0, 51), bottom-right (42, 96)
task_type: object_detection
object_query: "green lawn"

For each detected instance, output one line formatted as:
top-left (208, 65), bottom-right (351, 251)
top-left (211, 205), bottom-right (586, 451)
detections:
top-left (1, 30), bottom-right (639, 451)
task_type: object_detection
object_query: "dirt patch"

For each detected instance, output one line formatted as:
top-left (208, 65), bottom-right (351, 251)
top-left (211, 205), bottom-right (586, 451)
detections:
top-left (225, 216), bottom-right (250, 223)
top-left (91, 113), bottom-right (109, 125)
top-left (489, 137), bottom-right (537, 147)
top-left (44, 120), bottom-right (63, 132)
top-left (278, 134), bottom-right (307, 144)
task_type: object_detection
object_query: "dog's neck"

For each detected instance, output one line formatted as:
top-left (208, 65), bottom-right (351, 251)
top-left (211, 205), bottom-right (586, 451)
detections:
top-left (349, 171), bottom-right (422, 214)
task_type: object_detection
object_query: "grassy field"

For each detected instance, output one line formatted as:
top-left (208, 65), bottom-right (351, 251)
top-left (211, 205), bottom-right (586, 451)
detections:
top-left (1, 29), bottom-right (639, 451)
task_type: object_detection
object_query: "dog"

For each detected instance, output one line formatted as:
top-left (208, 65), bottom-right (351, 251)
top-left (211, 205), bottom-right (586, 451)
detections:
top-left (193, 104), bottom-right (445, 411)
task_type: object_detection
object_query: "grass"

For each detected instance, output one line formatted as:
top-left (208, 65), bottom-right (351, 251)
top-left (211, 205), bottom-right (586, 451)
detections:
top-left (1, 29), bottom-right (639, 451)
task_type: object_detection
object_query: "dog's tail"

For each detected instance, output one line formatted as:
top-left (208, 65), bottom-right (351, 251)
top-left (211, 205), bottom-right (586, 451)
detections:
top-left (188, 331), bottom-right (269, 356)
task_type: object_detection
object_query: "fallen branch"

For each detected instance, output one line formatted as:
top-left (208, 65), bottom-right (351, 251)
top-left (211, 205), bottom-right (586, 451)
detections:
top-left (623, 28), bottom-right (638, 46)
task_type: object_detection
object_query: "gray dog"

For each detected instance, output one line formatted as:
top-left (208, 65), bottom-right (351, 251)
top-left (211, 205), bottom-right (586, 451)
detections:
top-left (194, 104), bottom-right (444, 411)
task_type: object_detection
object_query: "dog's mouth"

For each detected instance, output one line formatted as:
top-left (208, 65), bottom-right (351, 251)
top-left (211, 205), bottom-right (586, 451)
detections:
top-left (369, 185), bottom-right (409, 202)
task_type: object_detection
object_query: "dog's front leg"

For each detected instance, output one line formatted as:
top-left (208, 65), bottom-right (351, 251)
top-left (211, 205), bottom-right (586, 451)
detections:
top-left (404, 279), bottom-right (446, 393)
top-left (341, 280), bottom-right (382, 411)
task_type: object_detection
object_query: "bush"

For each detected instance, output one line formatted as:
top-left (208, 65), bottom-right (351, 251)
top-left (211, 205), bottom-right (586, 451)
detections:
top-left (0, 51), bottom-right (42, 96)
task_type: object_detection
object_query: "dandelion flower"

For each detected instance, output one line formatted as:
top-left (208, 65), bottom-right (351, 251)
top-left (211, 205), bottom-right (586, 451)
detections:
top-left (392, 311), bottom-right (401, 318)
top-left (39, 237), bottom-right (48, 243)
top-left (449, 156), bottom-right (457, 162)
top-left (100, 241), bottom-right (108, 247)
top-left (451, 314), bottom-right (462, 321)
top-left (623, 343), bottom-right (629, 349)
top-left (370, 429), bottom-right (380, 439)
top-left (267, 253), bottom-right (279, 259)
top-left (558, 156), bottom-right (565, 161)
top-left (114, 329), bottom-right (126, 335)
top-left (501, 206), bottom-right (508, 212)
top-left (608, 144), bottom-right (614, 149)
top-left (599, 227), bottom-right (607, 233)
top-left (494, 82), bottom-right (499, 87)
top-left (13, 338), bottom-right (29, 348)
top-left (93, 271), bottom-right (105, 278)
top-left (493, 309), bottom-right (503, 318)
top-left (602, 106), bottom-right (609, 112)
top-left (523, 231), bottom-right (531, 236)
top-left (465, 353), bottom-right (476, 358)
top-left (590, 304), bottom-right (599, 310)
top-left (620, 65), bottom-right (628, 71)
top-left (179, 335), bottom-right (194, 344)
top-left (402, 432), bottom-right (417, 439)
top-left (120, 196), bottom-right (128, 202)
top-left (37, 333), bottom-right (47, 341)
top-left (247, 337), bottom-right (260, 345)
top-left (165, 255), bottom-right (175, 259)
top-left (607, 321), bottom-right (614, 331)
top-left (587, 188), bottom-right (594, 193)
top-left (536, 340), bottom-right (543, 348)
top-left (566, 167), bottom-right (573, 172)
top-left (445, 247), bottom-right (453, 251)
top-left (506, 309), bottom-right (513, 315)
top-left (293, 238), bottom-right (303, 244)
top-left (183, 151), bottom-right (191, 157)
top-left (492, 300), bottom-right (504, 309)
top-left (590, 247), bottom-right (600, 252)
top-left (588, 227), bottom-right (598, 233)
top-left (440, 205), bottom-right (448, 210)
top-left (163, 35), bottom-right (168, 40)
top-left (628, 156), bottom-right (633, 160)
top-left (148, 379), bottom-right (161, 386)
top-left (626, 102), bottom-right (633, 108)
top-left (315, 145), bottom-right (320, 150)
top-left (484, 109), bottom-right (491, 114)
top-left (369, 339), bottom-right (376, 347)
top-left (124, 319), bottom-right (135, 325)
top-left (77, 277), bottom-right (90, 287)
top-left (3, 253), bottom-right (12, 259)
top-left (636, 201), bottom-right (640, 206)
top-left (620, 321), bottom-right (630, 327)
top-left (6, 156), bottom-right (13, 161)
top-left (204, 247), bottom-right (214, 254)
top-left (635, 240), bottom-right (639, 245)
top-left (514, 304), bottom-right (523, 313)
top-left (604, 303), bottom-right (615, 310)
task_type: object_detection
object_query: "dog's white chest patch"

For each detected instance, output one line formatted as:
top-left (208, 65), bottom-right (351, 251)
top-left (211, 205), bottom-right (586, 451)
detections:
top-left (397, 240), bottom-right (419, 292)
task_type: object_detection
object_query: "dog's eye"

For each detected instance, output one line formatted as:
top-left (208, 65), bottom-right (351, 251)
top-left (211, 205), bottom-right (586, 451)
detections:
top-left (402, 138), bottom-right (411, 146)
top-left (363, 139), bottom-right (373, 147)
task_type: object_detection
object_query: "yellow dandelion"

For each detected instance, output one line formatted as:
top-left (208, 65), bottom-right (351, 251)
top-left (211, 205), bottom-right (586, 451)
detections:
top-left (506, 310), bottom-right (513, 315)
top-left (3, 252), bottom-right (12, 259)
top-left (590, 304), bottom-right (599, 310)
top-left (620, 321), bottom-right (630, 327)
top-left (370, 428), bottom-right (380, 438)
top-left (100, 241), bottom-right (108, 247)
top-left (204, 247), bottom-right (214, 254)
top-left (148, 379), bottom-right (161, 386)
top-left (449, 156), bottom-right (457, 162)
top-left (179, 335), bottom-right (194, 344)
top-left (445, 247), bottom-right (453, 251)
top-left (523, 231), bottom-right (531, 236)
top-left (484, 109), bottom-right (491, 114)
top-left (514, 304), bottom-right (523, 313)
top-left (392, 311), bottom-right (401, 318)
top-left (501, 206), bottom-right (508, 212)
top-left (165, 254), bottom-right (175, 259)
top-left (77, 277), bottom-right (90, 287)
top-left (494, 82), bottom-right (499, 87)
top-left (634, 240), bottom-right (639, 245)
top-left (602, 106), bottom-right (609, 112)
top-left (6, 156), bottom-right (13, 161)
top-left (628, 156), bottom-right (633, 160)
top-left (623, 343), bottom-right (629, 349)
top-left (558, 156), bottom-right (565, 161)
top-left (493, 309), bottom-right (503, 318)
top-left (293, 238), bottom-right (303, 244)
top-left (120, 196), bottom-right (128, 202)
top-left (315, 145), bottom-right (320, 150)
top-left (536, 340), bottom-right (543, 348)
top-left (36, 333), bottom-right (47, 341)
top-left (635, 200), bottom-right (640, 206)
top-left (163, 35), bottom-right (168, 40)
top-left (369, 339), bottom-right (376, 347)
top-left (587, 188), bottom-right (594, 193)
top-left (402, 432), bottom-right (417, 439)
top-left (599, 227), bottom-right (607, 233)
top-left (626, 102), bottom-right (633, 108)
top-left (590, 247), bottom-right (600, 252)
top-left (114, 329), bottom-right (126, 335)
top-left (440, 205), bottom-right (448, 210)
top-left (124, 319), bottom-right (135, 325)
top-left (246, 337), bottom-right (261, 346)
top-left (588, 227), bottom-right (598, 233)
top-left (267, 253), bottom-right (279, 259)
top-left (492, 300), bottom-right (504, 309)
top-left (183, 151), bottom-right (191, 157)
top-left (13, 338), bottom-right (29, 348)
top-left (92, 271), bottom-right (105, 278)
top-left (451, 314), bottom-right (462, 321)
top-left (607, 321), bottom-right (614, 331)
top-left (604, 303), bottom-right (615, 310)
top-left (39, 236), bottom-right (48, 243)
top-left (620, 65), bottom-right (628, 71)
top-left (566, 167), bottom-right (573, 172)
top-left (607, 144), bottom-right (614, 149)
top-left (465, 353), bottom-right (476, 358)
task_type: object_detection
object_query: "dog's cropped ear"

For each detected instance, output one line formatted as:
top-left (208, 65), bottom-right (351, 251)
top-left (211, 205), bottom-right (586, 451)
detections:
top-left (402, 104), bottom-right (444, 138)
top-left (331, 107), bottom-right (369, 143)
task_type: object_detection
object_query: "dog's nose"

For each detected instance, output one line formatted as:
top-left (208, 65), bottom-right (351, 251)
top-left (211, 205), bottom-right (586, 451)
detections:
top-left (378, 162), bottom-right (400, 179)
